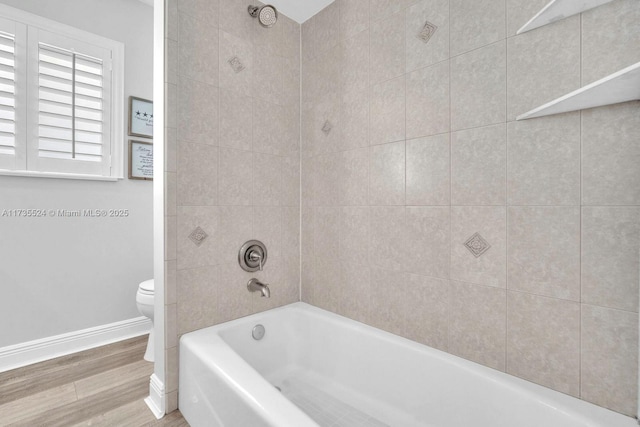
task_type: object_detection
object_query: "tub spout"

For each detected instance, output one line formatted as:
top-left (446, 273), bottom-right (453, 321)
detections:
top-left (247, 278), bottom-right (270, 298)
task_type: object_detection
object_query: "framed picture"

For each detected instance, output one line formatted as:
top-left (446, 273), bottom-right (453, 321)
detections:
top-left (128, 140), bottom-right (153, 180)
top-left (128, 96), bottom-right (153, 138)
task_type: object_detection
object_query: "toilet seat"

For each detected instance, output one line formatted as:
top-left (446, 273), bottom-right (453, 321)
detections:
top-left (139, 279), bottom-right (154, 293)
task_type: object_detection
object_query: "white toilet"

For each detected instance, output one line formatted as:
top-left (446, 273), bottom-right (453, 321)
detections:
top-left (136, 279), bottom-right (155, 362)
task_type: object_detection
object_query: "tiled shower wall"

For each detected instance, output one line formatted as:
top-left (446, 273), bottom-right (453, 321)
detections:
top-left (300, 0), bottom-right (640, 417)
top-left (163, 0), bottom-right (300, 412)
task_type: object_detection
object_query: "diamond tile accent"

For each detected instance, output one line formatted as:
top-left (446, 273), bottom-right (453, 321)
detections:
top-left (322, 120), bottom-right (332, 135)
top-left (188, 226), bottom-right (208, 246)
top-left (228, 56), bottom-right (245, 73)
top-left (417, 21), bottom-right (438, 44)
top-left (464, 232), bottom-right (491, 258)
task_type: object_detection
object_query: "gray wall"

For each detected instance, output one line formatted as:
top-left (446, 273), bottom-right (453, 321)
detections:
top-left (0, 0), bottom-right (153, 347)
top-left (300, 0), bottom-right (639, 416)
top-left (162, 0), bottom-right (301, 412)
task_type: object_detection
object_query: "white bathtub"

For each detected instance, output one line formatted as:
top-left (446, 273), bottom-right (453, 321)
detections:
top-left (179, 302), bottom-right (635, 427)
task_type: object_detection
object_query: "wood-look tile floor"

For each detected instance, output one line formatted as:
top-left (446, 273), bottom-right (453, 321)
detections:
top-left (0, 336), bottom-right (189, 427)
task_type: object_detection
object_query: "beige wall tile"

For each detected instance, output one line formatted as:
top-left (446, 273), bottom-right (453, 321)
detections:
top-left (406, 134), bottom-right (450, 206)
top-left (581, 305), bottom-right (638, 416)
top-left (507, 112), bottom-right (580, 206)
top-left (165, 259), bottom-right (177, 305)
top-left (406, 61), bottom-right (450, 139)
top-left (369, 0), bottom-right (413, 18)
top-left (218, 206), bottom-right (253, 266)
top-left (582, 102), bottom-right (640, 205)
top-left (165, 346), bottom-right (179, 393)
top-left (451, 41), bottom-right (506, 131)
top-left (582, 207), bottom-right (640, 313)
top-left (177, 142), bottom-right (218, 206)
top-left (281, 15), bottom-right (301, 60)
top-left (341, 91), bottom-right (369, 150)
top-left (370, 10), bottom-right (405, 85)
top-left (219, 0), bottom-right (254, 40)
top-left (369, 207), bottom-right (406, 272)
top-left (449, 281), bottom-right (506, 371)
top-left (405, 207), bottom-right (450, 279)
top-left (219, 30), bottom-right (253, 97)
top-left (166, 38), bottom-right (177, 85)
top-left (405, 0), bottom-right (449, 73)
top-left (368, 268), bottom-right (407, 335)
top-left (166, 83), bottom-right (177, 130)
top-left (218, 148), bottom-right (253, 206)
top-left (177, 265), bottom-right (219, 335)
top-left (178, 13), bottom-right (219, 86)
top-left (507, 292), bottom-right (580, 396)
top-left (282, 56), bottom-right (301, 107)
top-left (339, 0), bottom-right (369, 41)
top-left (165, 216), bottom-right (177, 261)
top-left (165, 172), bottom-right (177, 217)
top-left (314, 207), bottom-right (341, 262)
top-left (219, 89), bottom-right (252, 152)
top-left (508, 207), bottom-right (580, 300)
top-left (252, 9), bottom-right (284, 58)
top-left (340, 148), bottom-right (369, 206)
top-left (370, 76), bottom-right (406, 146)
top-left (253, 99), bottom-right (286, 156)
top-left (165, 127), bottom-right (177, 172)
top-left (341, 30), bottom-right (369, 96)
top-left (582, 0), bottom-right (640, 84)
top-left (165, 303), bottom-right (177, 349)
top-left (340, 206), bottom-right (370, 266)
top-left (217, 262), bottom-right (254, 322)
top-left (177, 0), bottom-right (219, 23)
top-left (450, 0), bottom-right (505, 56)
top-left (177, 77), bottom-right (219, 145)
top-left (404, 274), bottom-right (449, 350)
top-left (253, 206), bottom-right (283, 260)
top-left (505, 0), bottom-right (548, 36)
top-left (166, 0), bottom-right (178, 41)
top-left (506, 17), bottom-right (580, 121)
top-left (177, 206), bottom-right (220, 270)
top-left (282, 156), bottom-right (301, 207)
top-left (253, 153), bottom-right (283, 206)
top-left (340, 261), bottom-right (371, 324)
top-left (451, 206), bottom-right (506, 288)
top-left (452, 124), bottom-right (506, 206)
top-left (314, 152), bottom-right (341, 206)
top-left (369, 141), bottom-right (405, 206)
top-left (302, 1), bottom-right (340, 63)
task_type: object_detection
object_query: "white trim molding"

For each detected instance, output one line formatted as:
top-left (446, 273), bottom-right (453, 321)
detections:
top-left (0, 316), bottom-right (151, 372)
top-left (145, 373), bottom-right (166, 419)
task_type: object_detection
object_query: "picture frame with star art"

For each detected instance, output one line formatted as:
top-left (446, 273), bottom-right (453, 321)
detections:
top-left (128, 96), bottom-right (153, 138)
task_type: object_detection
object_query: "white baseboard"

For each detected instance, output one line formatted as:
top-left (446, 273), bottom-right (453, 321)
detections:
top-left (145, 373), bottom-right (166, 419)
top-left (0, 316), bottom-right (152, 373)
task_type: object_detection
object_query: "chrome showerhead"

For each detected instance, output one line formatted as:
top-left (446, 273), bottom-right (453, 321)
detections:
top-left (248, 4), bottom-right (278, 28)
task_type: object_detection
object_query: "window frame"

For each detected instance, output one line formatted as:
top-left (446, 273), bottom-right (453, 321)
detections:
top-left (0, 3), bottom-right (124, 181)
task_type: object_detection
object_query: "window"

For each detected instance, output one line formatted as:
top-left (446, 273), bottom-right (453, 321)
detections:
top-left (0, 5), bottom-right (124, 179)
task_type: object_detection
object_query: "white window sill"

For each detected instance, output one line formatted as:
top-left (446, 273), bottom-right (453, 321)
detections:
top-left (0, 169), bottom-right (122, 182)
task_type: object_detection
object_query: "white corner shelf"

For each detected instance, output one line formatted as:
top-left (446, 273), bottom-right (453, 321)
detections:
top-left (517, 62), bottom-right (640, 120)
top-left (517, 0), bottom-right (614, 34)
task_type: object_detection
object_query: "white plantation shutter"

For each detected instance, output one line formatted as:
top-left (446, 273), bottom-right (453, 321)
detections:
top-left (0, 6), bottom-right (123, 179)
top-left (0, 16), bottom-right (25, 171)
top-left (28, 28), bottom-right (112, 176)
